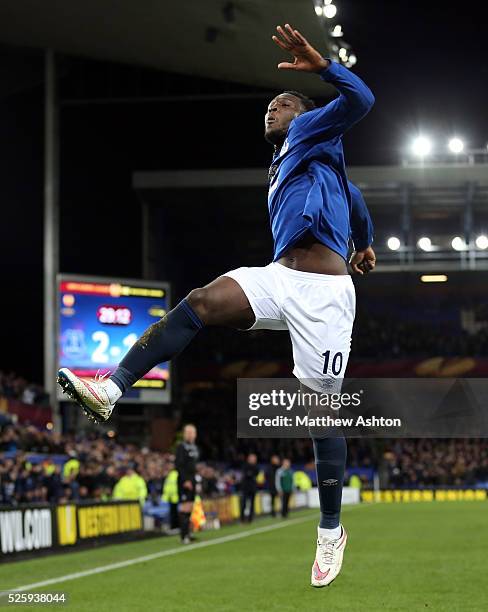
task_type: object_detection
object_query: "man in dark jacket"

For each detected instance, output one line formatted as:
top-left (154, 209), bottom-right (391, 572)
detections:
top-left (240, 453), bottom-right (259, 523)
top-left (175, 424), bottom-right (199, 543)
top-left (266, 455), bottom-right (281, 517)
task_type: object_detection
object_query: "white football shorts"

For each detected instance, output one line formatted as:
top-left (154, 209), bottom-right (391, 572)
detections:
top-left (222, 262), bottom-right (356, 392)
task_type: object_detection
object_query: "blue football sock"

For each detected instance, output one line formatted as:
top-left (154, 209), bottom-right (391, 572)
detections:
top-left (313, 435), bottom-right (347, 529)
top-left (110, 299), bottom-right (203, 394)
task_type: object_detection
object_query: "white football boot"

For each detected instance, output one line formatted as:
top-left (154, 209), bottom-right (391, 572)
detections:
top-left (311, 525), bottom-right (348, 587)
top-left (57, 368), bottom-right (115, 423)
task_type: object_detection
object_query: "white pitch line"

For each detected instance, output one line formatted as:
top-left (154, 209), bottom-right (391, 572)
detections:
top-left (3, 512), bottom-right (318, 594)
top-left (4, 504), bottom-right (375, 595)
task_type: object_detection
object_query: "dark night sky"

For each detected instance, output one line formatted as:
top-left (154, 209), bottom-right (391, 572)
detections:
top-left (1, 0), bottom-right (487, 380)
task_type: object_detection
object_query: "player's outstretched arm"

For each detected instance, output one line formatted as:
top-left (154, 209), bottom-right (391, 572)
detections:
top-left (272, 24), bottom-right (374, 138)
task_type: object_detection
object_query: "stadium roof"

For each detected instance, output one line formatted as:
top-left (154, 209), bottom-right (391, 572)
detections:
top-left (0, 0), bottom-right (336, 96)
top-left (133, 163), bottom-right (488, 192)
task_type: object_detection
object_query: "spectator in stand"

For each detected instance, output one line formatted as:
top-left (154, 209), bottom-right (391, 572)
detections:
top-left (0, 426), bottom-right (19, 452)
top-left (240, 453), bottom-right (259, 523)
top-left (0, 458), bottom-right (13, 502)
top-left (98, 465), bottom-right (118, 501)
top-left (162, 461), bottom-right (179, 530)
top-left (112, 465), bottom-right (148, 504)
top-left (63, 451), bottom-right (80, 480)
top-left (0, 369), bottom-right (49, 405)
top-left (43, 461), bottom-right (64, 502)
top-left (145, 460), bottom-right (164, 501)
top-left (348, 473), bottom-right (362, 490)
top-left (200, 464), bottom-right (219, 497)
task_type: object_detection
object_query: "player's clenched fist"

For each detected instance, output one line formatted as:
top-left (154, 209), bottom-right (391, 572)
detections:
top-left (350, 246), bottom-right (376, 275)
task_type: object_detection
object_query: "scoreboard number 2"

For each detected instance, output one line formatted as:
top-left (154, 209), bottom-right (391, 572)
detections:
top-left (92, 331), bottom-right (110, 363)
top-left (91, 331), bottom-right (138, 363)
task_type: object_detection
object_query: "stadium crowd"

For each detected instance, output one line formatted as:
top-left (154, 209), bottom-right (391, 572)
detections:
top-left (380, 439), bottom-right (488, 488)
top-left (0, 423), bottom-right (243, 506)
top-left (1, 419), bottom-right (488, 506)
top-left (0, 369), bottom-right (49, 405)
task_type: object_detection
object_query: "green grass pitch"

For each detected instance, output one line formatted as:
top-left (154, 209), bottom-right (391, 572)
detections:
top-left (1, 502), bottom-right (487, 611)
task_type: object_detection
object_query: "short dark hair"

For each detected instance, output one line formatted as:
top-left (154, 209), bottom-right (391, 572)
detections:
top-left (282, 90), bottom-right (316, 112)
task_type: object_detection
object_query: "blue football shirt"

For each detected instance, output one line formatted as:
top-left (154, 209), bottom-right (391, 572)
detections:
top-left (267, 60), bottom-right (375, 260)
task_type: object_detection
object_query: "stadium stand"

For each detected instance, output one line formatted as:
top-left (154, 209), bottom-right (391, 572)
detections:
top-left (0, 370), bottom-right (49, 405)
top-left (2, 420), bottom-right (488, 507)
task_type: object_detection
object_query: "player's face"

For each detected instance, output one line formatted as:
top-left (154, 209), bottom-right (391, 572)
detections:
top-left (264, 94), bottom-right (302, 145)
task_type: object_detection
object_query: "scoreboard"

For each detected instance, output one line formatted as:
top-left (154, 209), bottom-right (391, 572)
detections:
top-left (57, 275), bottom-right (170, 403)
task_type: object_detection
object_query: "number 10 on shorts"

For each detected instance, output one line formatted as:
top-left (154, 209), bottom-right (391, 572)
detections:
top-left (322, 350), bottom-right (343, 376)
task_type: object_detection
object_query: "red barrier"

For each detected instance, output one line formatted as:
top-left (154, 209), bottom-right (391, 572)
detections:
top-left (1, 398), bottom-right (52, 427)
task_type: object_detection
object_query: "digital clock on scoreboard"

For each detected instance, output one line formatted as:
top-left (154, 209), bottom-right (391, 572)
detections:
top-left (57, 275), bottom-right (170, 403)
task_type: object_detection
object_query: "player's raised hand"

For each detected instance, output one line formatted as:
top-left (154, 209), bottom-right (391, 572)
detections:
top-left (350, 246), bottom-right (377, 275)
top-left (272, 24), bottom-right (329, 73)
